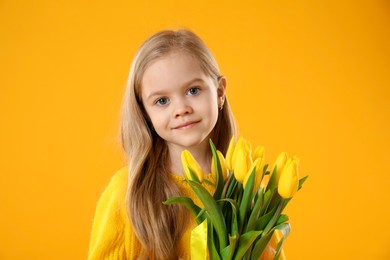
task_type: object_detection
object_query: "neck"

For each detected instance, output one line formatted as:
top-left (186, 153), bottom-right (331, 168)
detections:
top-left (168, 140), bottom-right (212, 176)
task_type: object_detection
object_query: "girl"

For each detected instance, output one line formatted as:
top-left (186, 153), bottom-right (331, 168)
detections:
top-left (88, 29), bottom-right (281, 259)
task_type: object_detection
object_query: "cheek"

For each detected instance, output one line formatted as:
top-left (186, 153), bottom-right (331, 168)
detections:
top-left (148, 112), bottom-right (162, 128)
top-left (147, 109), bottom-right (170, 132)
top-left (201, 98), bottom-right (219, 124)
top-left (211, 106), bottom-right (219, 126)
top-left (143, 107), bottom-right (158, 127)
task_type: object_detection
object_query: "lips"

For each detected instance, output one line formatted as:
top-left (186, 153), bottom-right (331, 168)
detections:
top-left (173, 120), bottom-right (200, 130)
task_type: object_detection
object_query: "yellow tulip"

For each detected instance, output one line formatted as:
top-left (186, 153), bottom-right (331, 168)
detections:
top-left (277, 157), bottom-right (299, 199)
top-left (252, 146), bottom-right (265, 161)
top-left (243, 139), bottom-right (252, 167)
top-left (233, 148), bottom-right (248, 183)
top-left (272, 152), bottom-right (288, 183)
top-left (243, 157), bottom-right (264, 192)
top-left (253, 157), bottom-right (264, 191)
top-left (243, 163), bottom-right (256, 189)
top-left (232, 137), bottom-right (245, 167)
top-left (260, 174), bottom-right (270, 190)
top-left (225, 136), bottom-right (235, 171)
top-left (211, 150), bottom-right (227, 180)
top-left (181, 150), bottom-right (204, 182)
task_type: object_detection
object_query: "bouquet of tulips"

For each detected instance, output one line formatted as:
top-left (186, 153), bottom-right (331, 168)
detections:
top-left (164, 137), bottom-right (308, 260)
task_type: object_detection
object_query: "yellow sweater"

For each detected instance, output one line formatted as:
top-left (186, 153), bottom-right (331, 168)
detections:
top-left (88, 167), bottom-right (286, 259)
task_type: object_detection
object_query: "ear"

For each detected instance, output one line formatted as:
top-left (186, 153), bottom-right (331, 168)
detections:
top-left (217, 76), bottom-right (227, 106)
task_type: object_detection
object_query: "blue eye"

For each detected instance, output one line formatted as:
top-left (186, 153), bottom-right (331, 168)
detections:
top-left (155, 97), bottom-right (169, 106)
top-left (187, 87), bottom-right (200, 96)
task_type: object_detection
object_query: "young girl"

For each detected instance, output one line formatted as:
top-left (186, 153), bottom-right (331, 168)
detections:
top-left (88, 29), bottom-right (282, 260)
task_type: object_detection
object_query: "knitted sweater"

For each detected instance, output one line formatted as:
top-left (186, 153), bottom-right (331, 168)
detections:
top-left (88, 167), bottom-right (286, 259)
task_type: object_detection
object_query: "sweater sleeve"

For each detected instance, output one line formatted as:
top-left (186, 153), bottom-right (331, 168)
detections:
top-left (88, 167), bottom-right (131, 260)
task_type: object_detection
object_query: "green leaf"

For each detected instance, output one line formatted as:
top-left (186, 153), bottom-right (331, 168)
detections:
top-left (298, 175), bottom-right (309, 190)
top-left (266, 166), bottom-right (277, 191)
top-left (239, 166), bottom-right (256, 233)
top-left (204, 178), bottom-right (216, 187)
top-left (263, 199), bottom-right (284, 236)
top-left (250, 230), bottom-right (274, 260)
top-left (245, 189), bottom-right (263, 233)
top-left (210, 139), bottom-right (224, 200)
top-left (263, 164), bottom-right (269, 175)
top-left (233, 230), bottom-right (262, 260)
top-left (219, 198), bottom-right (239, 237)
top-left (275, 214), bottom-right (289, 226)
top-left (266, 191), bottom-right (282, 216)
top-left (188, 180), bottom-right (228, 250)
top-left (163, 196), bottom-right (203, 223)
top-left (221, 245), bottom-right (231, 260)
top-left (196, 208), bottom-right (207, 223)
top-left (207, 219), bottom-right (221, 260)
top-left (260, 189), bottom-right (272, 216)
top-left (226, 176), bottom-right (238, 199)
top-left (221, 234), bottom-right (238, 260)
top-left (187, 166), bottom-right (200, 183)
top-left (256, 202), bottom-right (279, 231)
top-left (236, 183), bottom-right (244, 205)
top-left (222, 173), bottom-right (234, 199)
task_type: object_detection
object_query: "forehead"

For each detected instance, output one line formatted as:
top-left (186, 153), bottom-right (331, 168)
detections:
top-left (141, 51), bottom-right (211, 96)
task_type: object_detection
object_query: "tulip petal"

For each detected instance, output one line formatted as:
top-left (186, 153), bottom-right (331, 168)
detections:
top-left (233, 149), bottom-right (248, 183)
top-left (277, 158), bottom-right (299, 199)
top-left (211, 150), bottom-right (227, 181)
top-left (253, 146), bottom-right (265, 161)
top-left (272, 152), bottom-right (288, 183)
top-left (225, 136), bottom-right (235, 171)
top-left (245, 157), bottom-right (265, 193)
top-left (232, 137), bottom-right (244, 167)
top-left (181, 150), bottom-right (204, 183)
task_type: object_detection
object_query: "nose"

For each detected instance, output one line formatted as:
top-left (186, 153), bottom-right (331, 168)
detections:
top-left (173, 100), bottom-right (193, 118)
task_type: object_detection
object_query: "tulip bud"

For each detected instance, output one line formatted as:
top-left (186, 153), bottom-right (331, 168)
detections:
top-left (225, 136), bottom-right (235, 171)
top-left (243, 139), bottom-right (253, 167)
top-left (252, 146), bottom-right (265, 161)
top-left (253, 157), bottom-right (264, 191)
top-left (181, 150), bottom-right (204, 183)
top-left (260, 174), bottom-right (270, 190)
top-left (243, 157), bottom-right (264, 192)
top-left (211, 150), bottom-right (227, 180)
top-left (233, 149), bottom-right (248, 183)
top-left (277, 157), bottom-right (299, 199)
top-left (232, 137), bottom-right (245, 169)
top-left (243, 163), bottom-right (256, 190)
top-left (272, 152), bottom-right (288, 183)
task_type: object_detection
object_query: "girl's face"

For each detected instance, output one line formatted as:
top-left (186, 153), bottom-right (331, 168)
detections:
top-left (141, 51), bottom-right (225, 153)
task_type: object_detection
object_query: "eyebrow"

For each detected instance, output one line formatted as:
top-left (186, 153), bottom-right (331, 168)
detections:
top-left (145, 78), bottom-right (206, 101)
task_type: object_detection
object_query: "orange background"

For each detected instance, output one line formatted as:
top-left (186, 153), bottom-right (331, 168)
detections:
top-left (1, 1), bottom-right (389, 259)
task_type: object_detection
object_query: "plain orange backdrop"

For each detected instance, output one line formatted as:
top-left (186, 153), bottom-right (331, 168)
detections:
top-left (0, 1), bottom-right (389, 259)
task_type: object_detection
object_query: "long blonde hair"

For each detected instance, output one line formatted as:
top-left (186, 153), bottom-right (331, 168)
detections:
top-left (120, 29), bottom-right (236, 259)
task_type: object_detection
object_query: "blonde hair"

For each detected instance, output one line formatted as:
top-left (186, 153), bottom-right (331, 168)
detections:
top-left (119, 29), bottom-right (236, 259)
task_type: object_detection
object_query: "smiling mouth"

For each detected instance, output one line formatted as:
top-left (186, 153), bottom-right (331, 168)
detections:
top-left (174, 121), bottom-right (200, 130)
